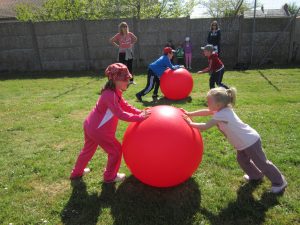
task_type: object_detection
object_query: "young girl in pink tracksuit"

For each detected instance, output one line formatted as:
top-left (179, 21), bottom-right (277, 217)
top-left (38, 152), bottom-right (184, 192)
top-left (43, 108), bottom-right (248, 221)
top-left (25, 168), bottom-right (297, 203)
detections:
top-left (70, 63), bottom-right (150, 183)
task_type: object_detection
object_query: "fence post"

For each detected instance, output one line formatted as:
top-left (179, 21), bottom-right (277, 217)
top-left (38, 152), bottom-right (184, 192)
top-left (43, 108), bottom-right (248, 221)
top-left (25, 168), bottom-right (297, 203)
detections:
top-left (237, 15), bottom-right (244, 64)
top-left (29, 21), bottom-right (43, 71)
top-left (80, 19), bottom-right (90, 70)
top-left (132, 17), bottom-right (141, 68)
top-left (288, 18), bottom-right (296, 64)
top-left (186, 16), bottom-right (191, 38)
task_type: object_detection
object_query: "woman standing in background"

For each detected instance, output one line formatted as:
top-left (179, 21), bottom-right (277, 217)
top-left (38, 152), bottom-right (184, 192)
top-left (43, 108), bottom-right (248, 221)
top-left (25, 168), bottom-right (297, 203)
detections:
top-left (110, 22), bottom-right (137, 84)
top-left (207, 21), bottom-right (221, 55)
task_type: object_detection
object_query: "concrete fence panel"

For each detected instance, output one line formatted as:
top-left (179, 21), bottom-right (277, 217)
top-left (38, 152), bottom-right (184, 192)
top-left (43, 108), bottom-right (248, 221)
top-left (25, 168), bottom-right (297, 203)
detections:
top-left (0, 16), bottom-right (297, 72)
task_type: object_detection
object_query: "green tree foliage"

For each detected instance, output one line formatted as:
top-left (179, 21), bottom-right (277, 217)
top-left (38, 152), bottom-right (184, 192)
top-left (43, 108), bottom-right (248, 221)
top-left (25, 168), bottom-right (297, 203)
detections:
top-left (201, 0), bottom-right (252, 18)
top-left (15, 0), bottom-right (199, 21)
top-left (286, 2), bottom-right (300, 15)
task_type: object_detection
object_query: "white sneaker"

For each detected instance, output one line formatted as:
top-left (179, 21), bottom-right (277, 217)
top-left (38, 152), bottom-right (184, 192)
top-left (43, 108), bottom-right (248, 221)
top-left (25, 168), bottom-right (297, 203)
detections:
top-left (83, 168), bottom-right (91, 175)
top-left (129, 80), bottom-right (137, 85)
top-left (243, 174), bottom-right (263, 182)
top-left (105, 173), bottom-right (126, 183)
top-left (271, 178), bottom-right (287, 194)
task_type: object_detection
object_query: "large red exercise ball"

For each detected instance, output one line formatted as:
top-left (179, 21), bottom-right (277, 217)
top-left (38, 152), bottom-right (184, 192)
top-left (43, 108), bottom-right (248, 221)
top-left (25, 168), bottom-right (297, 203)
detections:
top-left (160, 68), bottom-right (193, 100)
top-left (122, 105), bottom-right (203, 188)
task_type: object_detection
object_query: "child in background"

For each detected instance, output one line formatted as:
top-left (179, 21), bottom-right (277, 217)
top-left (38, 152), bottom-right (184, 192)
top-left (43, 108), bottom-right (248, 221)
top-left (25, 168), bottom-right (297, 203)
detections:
top-left (183, 37), bottom-right (192, 70)
top-left (175, 43), bottom-right (185, 66)
top-left (183, 87), bottom-right (287, 194)
top-left (136, 47), bottom-right (181, 102)
top-left (70, 63), bottom-right (150, 183)
top-left (165, 40), bottom-right (175, 64)
top-left (198, 44), bottom-right (229, 89)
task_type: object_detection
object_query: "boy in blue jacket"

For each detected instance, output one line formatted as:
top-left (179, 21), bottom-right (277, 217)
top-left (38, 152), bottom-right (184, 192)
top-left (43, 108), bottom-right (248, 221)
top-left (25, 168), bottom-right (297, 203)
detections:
top-left (136, 47), bottom-right (181, 102)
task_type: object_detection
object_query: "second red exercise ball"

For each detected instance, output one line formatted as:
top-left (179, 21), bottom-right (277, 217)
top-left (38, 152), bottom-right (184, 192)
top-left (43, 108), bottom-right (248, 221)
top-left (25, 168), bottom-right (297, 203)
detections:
top-left (160, 68), bottom-right (193, 100)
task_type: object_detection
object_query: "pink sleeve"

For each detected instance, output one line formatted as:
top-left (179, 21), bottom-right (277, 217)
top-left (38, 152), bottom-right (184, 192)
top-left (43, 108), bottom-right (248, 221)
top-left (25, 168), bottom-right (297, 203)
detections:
top-left (105, 92), bottom-right (144, 122)
top-left (111, 33), bottom-right (120, 42)
top-left (120, 97), bottom-right (142, 114)
top-left (129, 32), bottom-right (137, 43)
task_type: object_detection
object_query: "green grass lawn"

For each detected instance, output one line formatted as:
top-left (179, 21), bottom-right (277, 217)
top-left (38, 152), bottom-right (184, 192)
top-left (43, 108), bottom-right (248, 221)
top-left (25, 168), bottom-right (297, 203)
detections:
top-left (0, 68), bottom-right (299, 225)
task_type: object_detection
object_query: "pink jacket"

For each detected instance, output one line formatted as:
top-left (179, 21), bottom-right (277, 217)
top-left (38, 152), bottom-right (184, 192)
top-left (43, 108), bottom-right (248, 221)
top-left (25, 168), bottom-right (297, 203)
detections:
top-left (85, 89), bottom-right (143, 134)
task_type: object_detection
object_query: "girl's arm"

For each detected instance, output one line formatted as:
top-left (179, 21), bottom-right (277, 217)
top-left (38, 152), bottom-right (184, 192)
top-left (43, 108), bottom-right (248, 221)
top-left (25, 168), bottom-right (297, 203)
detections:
top-left (184, 116), bottom-right (218, 132)
top-left (198, 59), bottom-right (212, 74)
top-left (184, 109), bottom-right (214, 117)
top-left (130, 32), bottom-right (138, 44)
top-left (109, 34), bottom-right (119, 48)
top-left (120, 97), bottom-right (142, 114)
top-left (106, 93), bottom-right (147, 122)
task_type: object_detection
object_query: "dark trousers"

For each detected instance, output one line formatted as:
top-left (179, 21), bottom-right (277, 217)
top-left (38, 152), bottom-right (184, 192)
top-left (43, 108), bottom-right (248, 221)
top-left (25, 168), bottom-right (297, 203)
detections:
top-left (137, 69), bottom-right (160, 98)
top-left (119, 52), bottom-right (133, 81)
top-left (177, 58), bottom-right (185, 66)
top-left (209, 67), bottom-right (229, 89)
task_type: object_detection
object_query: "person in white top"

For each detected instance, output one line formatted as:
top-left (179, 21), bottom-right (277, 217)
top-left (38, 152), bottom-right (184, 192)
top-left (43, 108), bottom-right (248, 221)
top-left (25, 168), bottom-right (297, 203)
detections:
top-left (182, 87), bottom-right (287, 194)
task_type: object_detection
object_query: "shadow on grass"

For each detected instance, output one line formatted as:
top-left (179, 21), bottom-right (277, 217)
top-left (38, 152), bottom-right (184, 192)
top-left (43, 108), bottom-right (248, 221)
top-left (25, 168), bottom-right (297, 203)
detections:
top-left (61, 178), bottom-right (116, 225)
top-left (61, 176), bottom-right (201, 225)
top-left (53, 80), bottom-right (96, 99)
top-left (111, 176), bottom-right (201, 225)
top-left (200, 181), bottom-right (281, 225)
top-left (257, 70), bottom-right (281, 92)
top-left (142, 96), bottom-right (193, 107)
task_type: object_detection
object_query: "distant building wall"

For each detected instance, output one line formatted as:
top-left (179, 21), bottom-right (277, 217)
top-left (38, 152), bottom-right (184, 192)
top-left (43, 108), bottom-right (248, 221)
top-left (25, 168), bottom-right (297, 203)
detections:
top-left (0, 16), bottom-right (298, 72)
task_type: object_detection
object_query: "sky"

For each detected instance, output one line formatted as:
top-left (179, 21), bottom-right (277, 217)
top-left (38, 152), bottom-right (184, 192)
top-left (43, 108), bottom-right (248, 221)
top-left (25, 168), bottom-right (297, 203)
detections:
top-left (191, 0), bottom-right (295, 18)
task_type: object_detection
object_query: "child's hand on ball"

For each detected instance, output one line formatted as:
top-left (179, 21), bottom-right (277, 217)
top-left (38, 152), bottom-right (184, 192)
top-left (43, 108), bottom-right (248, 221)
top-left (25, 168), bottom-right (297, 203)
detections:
top-left (141, 110), bottom-right (151, 119)
top-left (179, 108), bottom-right (188, 115)
top-left (182, 114), bottom-right (192, 124)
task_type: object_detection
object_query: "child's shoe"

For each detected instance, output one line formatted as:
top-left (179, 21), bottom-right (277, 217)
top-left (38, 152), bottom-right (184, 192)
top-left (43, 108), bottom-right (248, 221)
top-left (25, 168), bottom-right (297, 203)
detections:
top-left (83, 168), bottom-right (91, 175)
top-left (70, 168), bottom-right (91, 180)
top-left (152, 95), bottom-right (158, 102)
top-left (271, 177), bottom-right (287, 194)
top-left (129, 80), bottom-right (137, 85)
top-left (243, 174), bottom-right (263, 182)
top-left (136, 93), bottom-right (142, 102)
top-left (104, 173), bottom-right (126, 183)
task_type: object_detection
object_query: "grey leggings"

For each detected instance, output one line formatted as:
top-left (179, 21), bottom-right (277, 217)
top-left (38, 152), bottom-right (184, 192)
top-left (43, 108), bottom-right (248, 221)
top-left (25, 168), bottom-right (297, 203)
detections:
top-left (236, 139), bottom-right (284, 186)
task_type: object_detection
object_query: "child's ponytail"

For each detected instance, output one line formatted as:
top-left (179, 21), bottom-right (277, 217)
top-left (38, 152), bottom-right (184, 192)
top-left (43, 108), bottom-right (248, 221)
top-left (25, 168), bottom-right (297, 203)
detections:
top-left (208, 87), bottom-right (237, 108)
top-left (226, 87), bottom-right (237, 106)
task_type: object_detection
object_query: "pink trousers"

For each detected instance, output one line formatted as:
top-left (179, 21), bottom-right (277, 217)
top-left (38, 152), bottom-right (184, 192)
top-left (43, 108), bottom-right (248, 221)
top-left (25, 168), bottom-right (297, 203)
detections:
top-left (185, 53), bottom-right (192, 68)
top-left (70, 125), bottom-right (122, 182)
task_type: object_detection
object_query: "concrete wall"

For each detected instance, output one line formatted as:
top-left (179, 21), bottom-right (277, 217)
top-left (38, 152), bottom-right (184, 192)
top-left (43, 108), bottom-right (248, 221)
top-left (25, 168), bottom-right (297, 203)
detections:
top-left (0, 16), bottom-right (299, 72)
top-left (292, 17), bottom-right (300, 63)
top-left (239, 17), bottom-right (293, 64)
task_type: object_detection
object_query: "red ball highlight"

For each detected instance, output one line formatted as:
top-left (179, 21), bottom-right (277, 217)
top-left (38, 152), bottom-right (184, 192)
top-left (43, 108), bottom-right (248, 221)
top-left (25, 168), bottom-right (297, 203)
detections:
top-left (122, 105), bottom-right (203, 188)
top-left (160, 68), bottom-right (193, 100)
